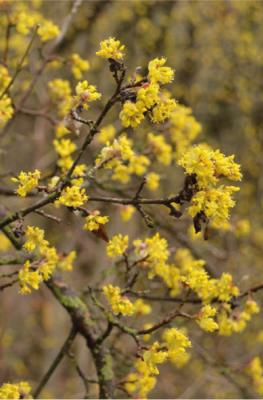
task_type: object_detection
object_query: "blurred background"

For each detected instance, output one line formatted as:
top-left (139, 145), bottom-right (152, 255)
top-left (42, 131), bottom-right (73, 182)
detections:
top-left (1, 1), bottom-right (263, 398)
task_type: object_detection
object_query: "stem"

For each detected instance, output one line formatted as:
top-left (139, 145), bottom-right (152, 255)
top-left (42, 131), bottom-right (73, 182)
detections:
top-left (33, 326), bottom-right (77, 398)
top-left (0, 25), bottom-right (39, 100)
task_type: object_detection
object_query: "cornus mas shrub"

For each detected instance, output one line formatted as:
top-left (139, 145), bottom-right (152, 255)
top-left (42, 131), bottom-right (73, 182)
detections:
top-left (0, 1), bottom-right (262, 399)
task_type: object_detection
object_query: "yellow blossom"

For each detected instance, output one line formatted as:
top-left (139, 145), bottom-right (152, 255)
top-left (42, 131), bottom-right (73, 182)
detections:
top-left (56, 186), bottom-right (88, 208)
top-left (57, 251), bottom-right (76, 271)
top-left (69, 53), bottom-right (90, 80)
top-left (133, 299), bottom-right (152, 315)
top-left (38, 19), bottom-right (60, 42)
top-left (107, 234), bottom-right (128, 257)
top-left (73, 80), bottom-right (101, 110)
top-left (0, 95), bottom-right (14, 128)
top-left (19, 260), bottom-right (42, 294)
top-left (48, 79), bottom-right (72, 117)
top-left (0, 65), bottom-right (11, 92)
top-left (96, 37), bottom-right (125, 60)
top-left (137, 83), bottom-right (160, 109)
top-left (103, 284), bottom-right (134, 316)
top-left (0, 233), bottom-right (11, 252)
top-left (148, 57), bottom-right (174, 84)
top-left (0, 381), bottom-right (32, 399)
top-left (197, 305), bottom-right (218, 332)
top-left (163, 327), bottom-right (191, 367)
top-left (83, 212), bottom-right (109, 231)
top-left (98, 125), bottom-right (116, 144)
top-left (147, 132), bottom-right (172, 165)
top-left (119, 101), bottom-right (145, 128)
top-left (151, 96), bottom-right (177, 123)
top-left (11, 169), bottom-right (40, 197)
top-left (53, 138), bottom-right (76, 158)
top-left (146, 172), bottom-right (160, 191)
top-left (120, 205), bottom-right (135, 222)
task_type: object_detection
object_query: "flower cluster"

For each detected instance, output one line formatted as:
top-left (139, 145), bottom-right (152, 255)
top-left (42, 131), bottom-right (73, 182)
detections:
top-left (119, 56), bottom-right (176, 128)
top-left (169, 104), bottom-right (201, 158)
top-left (69, 53), bottom-right (90, 80)
top-left (0, 95), bottom-right (14, 129)
top-left (163, 327), bottom-right (191, 367)
top-left (196, 305), bottom-right (218, 332)
top-left (246, 357), bottom-right (263, 395)
top-left (95, 134), bottom-right (150, 183)
top-left (126, 328), bottom-right (191, 398)
top-left (0, 381), bottom-right (32, 399)
top-left (19, 226), bottom-right (75, 294)
top-left (48, 79), bottom-right (72, 117)
top-left (102, 284), bottom-right (134, 316)
top-left (11, 169), bottom-right (40, 197)
top-left (147, 132), bottom-right (172, 165)
top-left (178, 144), bottom-right (242, 229)
top-left (83, 212), bottom-right (109, 232)
top-left (96, 37), bottom-right (125, 60)
top-left (56, 186), bottom-right (88, 208)
top-left (72, 80), bottom-right (101, 110)
top-left (106, 234), bottom-right (128, 258)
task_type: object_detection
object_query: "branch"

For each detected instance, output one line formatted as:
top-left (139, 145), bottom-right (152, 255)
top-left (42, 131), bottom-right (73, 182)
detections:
top-left (33, 326), bottom-right (77, 398)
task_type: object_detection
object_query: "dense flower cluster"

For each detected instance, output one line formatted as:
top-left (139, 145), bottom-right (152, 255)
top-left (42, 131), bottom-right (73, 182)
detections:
top-left (178, 144), bottom-right (242, 229)
top-left (56, 186), bottom-right (88, 208)
top-left (95, 134), bottom-right (150, 183)
top-left (102, 284), bottom-right (134, 316)
top-left (106, 234), bottom-right (128, 258)
top-left (83, 212), bottom-right (109, 232)
top-left (19, 226), bottom-right (75, 294)
top-left (126, 328), bottom-right (191, 397)
top-left (0, 381), bottom-right (32, 399)
top-left (246, 357), bottom-right (263, 395)
top-left (11, 169), bottom-right (40, 197)
top-left (96, 37), bottom-right (125, 60)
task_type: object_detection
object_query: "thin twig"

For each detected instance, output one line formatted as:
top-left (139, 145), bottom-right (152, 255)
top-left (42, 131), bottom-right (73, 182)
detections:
top-left (33, 326), bottom-right (77, 399)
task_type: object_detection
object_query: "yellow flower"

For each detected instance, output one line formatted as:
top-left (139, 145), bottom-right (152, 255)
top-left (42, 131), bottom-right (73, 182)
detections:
top-left (151, 96), bottom-right (177, 123)
top-left (11, 169), bottom-right (40, 197)
top-left (163, 327), bottom-right (191, 367)
top-left (23, 225), bottom-right (46, 252)
top-left (170, 104), bottom-right (201, 159)
top-left (48, 79), bottom-right (72, 117)
top-left (0, 381), bottom-right (32, 399)
top-left (38, 19), bottom-right (60, 42)
top-left (146, 172), bottom-right (160, 191)
top-left (56, 186), bottom-right (88, 208)
top-left (188, 186), bottom-right (240, 227)
top-left (147, 132), bottom-right (172, 165)
top-left (246, 357), bottom-right (263, 396)
top-left (107, 234), bottom-right (129, 257)
top-left (0, 233), bottom-right (11, 252)
top-left (19, 260), bottom-right (42, 294)
top-left (197, 305), bottom-right (218, 332)
top-left (0, 95), bottom-right (14, 128)
top-left (120, 205), bottom-right (135, 222)
top-left (0, 65), bottom-right (11, 92)
top-left (137, 83), bottom-right (160, 109)
top-left (98, 125), bottom-right (116, 144)
top-left (57, 251), bottom-right (76, 271)
top-left (119, 101), bottom-right (145, 128)
top-left (53, 138), bottom-right (76, 158)
top-left (55, 123), bottom-right (70, 138)
top-left (73, 80), bottom-right (101, 110)
top-left (83, 212), bottom-right (109, 231)
top-left (103, 284), bottom-right (134, 316)
top-left (96, 37), bottom-right (125, 60)
top-left (69, 53), bottom-right (90, 80)
top-left (148, 57), bottom-right (174, 84)
top-left (133, 299), bottom-right (152, 315)
top-left (178, 144), bottom-right (242, 189)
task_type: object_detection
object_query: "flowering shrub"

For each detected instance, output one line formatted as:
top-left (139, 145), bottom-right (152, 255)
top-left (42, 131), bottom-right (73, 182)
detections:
top-left (0, 1), bottom-right (262, 399)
